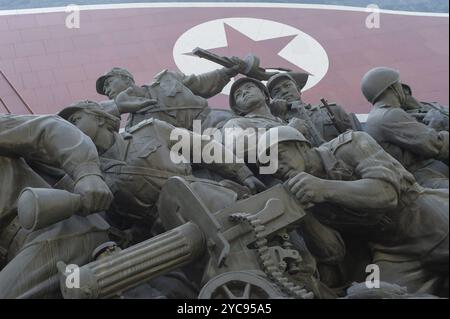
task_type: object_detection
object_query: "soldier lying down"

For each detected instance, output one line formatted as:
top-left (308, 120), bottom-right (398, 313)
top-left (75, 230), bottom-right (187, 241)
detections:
top-left (0, 114), bottom-right (113, 298)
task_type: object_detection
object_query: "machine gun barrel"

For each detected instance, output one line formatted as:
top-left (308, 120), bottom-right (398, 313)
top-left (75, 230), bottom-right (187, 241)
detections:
top-left (58, 222), bottom-right (204, 299)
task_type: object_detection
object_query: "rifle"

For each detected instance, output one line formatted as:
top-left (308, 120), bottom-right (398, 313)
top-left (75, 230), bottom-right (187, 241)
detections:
top-left (424, 102), bottom-right (449, 118)
top-left (320, 98), bottom-right (348, 134)
top-left (192, 47), bottom-right (288, 81)
top-left (290, 101), bottom-right (326, 146)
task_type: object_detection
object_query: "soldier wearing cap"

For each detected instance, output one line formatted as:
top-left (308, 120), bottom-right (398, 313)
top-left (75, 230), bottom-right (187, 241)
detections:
top-left (0, 113), bottom-right (113, 298)
top-left (362, 67), bottom-right (449, 189)
top-left (58, 100), bottom-right (265, 239)
top-left (58, 100), bottom-right (267, 297)
top-left (96, 62), bottom-right (245, 131)
top-left (266, 72), bottom-right (354, 144)
top-left (258, 126), bottom-right (449, 296)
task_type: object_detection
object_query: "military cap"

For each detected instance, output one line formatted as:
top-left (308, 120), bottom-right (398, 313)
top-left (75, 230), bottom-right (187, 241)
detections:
top-left (266, 72), bottom-right (310, 98)
top-left (96, 67), bottom-right (135, 95)
top-left (58, 100), bottom-right (121, 131)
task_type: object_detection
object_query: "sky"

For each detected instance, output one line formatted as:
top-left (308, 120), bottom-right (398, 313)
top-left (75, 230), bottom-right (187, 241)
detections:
top-left (1, 0), bottom-right (449, 13)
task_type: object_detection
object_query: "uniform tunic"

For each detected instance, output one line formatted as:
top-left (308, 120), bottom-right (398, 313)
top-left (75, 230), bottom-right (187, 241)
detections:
top-left (282, 102), bottom-right (353, 143)
top-left (125, 69), bottom-right (233, 130)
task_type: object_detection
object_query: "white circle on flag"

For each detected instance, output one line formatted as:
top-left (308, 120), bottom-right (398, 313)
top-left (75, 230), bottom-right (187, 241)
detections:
top-left (173, 17), bottom-right (329, 95)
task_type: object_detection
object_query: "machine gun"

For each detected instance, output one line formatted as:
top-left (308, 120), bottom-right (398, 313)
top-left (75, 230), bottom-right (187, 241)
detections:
top-left (192, 47), bottom-right (288, 81)
top-left (31, 177), bottom-right (313, 299)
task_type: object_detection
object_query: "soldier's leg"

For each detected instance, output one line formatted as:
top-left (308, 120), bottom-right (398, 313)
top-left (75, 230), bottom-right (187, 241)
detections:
top-left (0, 214), bottom-right (109, 298)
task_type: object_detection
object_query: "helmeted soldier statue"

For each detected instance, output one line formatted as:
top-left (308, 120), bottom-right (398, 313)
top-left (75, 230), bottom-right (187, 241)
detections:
top-left (221, 78), bottom-right (346, 296)
top-left (224, 77), bottom-right (286, 130)
top-left (266, 73), bottom-right (354, 145)
top-left (95, 62), bottom-right (244, 131)
top-left (258, 126), bottom-right (449, 297)
top-left (221, 77), bottom-right (309, 169)
top-left (362, 67), bottom-right (449, 189)
top-left (0, 114), bottom-right (113, 298)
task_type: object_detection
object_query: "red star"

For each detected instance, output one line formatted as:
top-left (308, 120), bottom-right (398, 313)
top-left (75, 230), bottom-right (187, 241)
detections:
top-left (195, 22), bottom-right (309, 74)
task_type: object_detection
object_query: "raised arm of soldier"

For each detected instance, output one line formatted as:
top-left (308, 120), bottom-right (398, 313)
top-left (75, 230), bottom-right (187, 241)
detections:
top-left (179, 56), bottom-right (246, 98)
top-left (0, 114), bottom-right (113, 214)
top-left (157, 119), bottom-right (266, 194)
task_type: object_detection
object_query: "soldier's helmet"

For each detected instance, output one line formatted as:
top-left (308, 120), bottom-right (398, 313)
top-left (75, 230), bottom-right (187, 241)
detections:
top-left (229, 77), bottom-right (270, 115)
top-left (58, 100), bottom-right (121, 132)
top-left (361, 67), bottom-right (400, 104)
top-left (266, 72), bottom-right (309, 98)
top-left (257, 126), bottom-right (311, 161)
top-left (96, 67), bottom-right (135, 95)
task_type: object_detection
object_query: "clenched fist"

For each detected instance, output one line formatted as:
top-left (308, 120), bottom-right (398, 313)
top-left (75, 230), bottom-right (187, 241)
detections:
top-left (74, 175), bottom-right (113, 215)
top-left (287, 172), bottom-right (326, 206)
top-left (269, 99), bottom-right (290, 117)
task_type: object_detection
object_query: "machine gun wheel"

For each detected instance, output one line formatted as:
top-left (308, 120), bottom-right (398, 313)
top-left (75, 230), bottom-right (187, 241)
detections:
top-left (198, 271), bottom-right (285, 299)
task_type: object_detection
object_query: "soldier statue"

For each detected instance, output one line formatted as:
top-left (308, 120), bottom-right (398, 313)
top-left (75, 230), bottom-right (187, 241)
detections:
top-left (0, 114), bottom-right (113, 298)
top-left (95, 62), bottom-right (245, 131)
top-left (258, 126), bottom-right (449, 297)
top-left (266, 73), bottom-right (354, 145)
top-left (361, 67), bottom-right (449, 189)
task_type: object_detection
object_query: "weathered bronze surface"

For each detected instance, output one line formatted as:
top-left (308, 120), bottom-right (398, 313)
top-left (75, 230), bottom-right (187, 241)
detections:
top-left (0, 57), bottom-right (448, 299)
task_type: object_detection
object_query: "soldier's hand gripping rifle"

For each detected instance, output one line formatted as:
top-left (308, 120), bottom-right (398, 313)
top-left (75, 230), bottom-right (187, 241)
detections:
top-left (192, 47), bottom-right (288, 81)
top-left (289, 101), bottom-right (326, 147)
top-left (320, 98), bottom-right (349, 134)
top-left (55, 177), bottom-right (314, 299)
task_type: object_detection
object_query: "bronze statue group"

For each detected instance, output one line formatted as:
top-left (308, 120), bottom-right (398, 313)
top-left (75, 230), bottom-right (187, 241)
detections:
top-left (0, 54), bottom-right (448, 299)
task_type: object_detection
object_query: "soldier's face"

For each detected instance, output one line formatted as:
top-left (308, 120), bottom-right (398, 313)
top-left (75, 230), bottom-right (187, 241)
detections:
top-left (68, 110), bottom-right (100, 141)
top-left (234, 82), bottom-right (266, 113)
top-left (104, 76), bottom-right (131, 99)
top-left (274, 142), bottom-right (306, 180)
top-left (270, 79), bottom-right (300, 103)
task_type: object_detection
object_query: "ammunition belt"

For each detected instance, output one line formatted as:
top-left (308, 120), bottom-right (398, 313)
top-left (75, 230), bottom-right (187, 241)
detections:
top-left (230, 213), bottom-right (314, 299)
